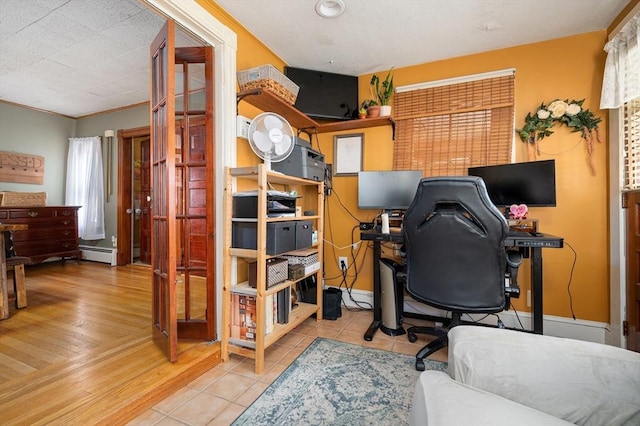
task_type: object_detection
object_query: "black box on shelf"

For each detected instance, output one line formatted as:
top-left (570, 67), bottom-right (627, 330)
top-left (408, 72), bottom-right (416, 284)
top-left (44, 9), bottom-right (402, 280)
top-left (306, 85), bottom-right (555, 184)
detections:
top-left (298, 275), bottom-right (318, 303)
top-left (232, 221), bottom-right (297, 255)
top-left (295, 220), bottom-right (313, 249)
top-left (233, 191), bottom-right (297, 218)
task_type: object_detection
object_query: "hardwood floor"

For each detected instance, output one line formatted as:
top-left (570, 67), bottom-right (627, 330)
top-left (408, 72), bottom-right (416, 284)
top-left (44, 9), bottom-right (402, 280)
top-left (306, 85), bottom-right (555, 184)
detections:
top-left (0, 261), bottom-right (221, 425)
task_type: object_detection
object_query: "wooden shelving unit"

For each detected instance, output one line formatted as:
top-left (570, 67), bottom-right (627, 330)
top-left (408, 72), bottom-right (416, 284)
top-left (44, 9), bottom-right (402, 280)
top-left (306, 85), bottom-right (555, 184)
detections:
top-left (238, 89), bottom-right (394, 134)
top-left (221, 164), bottom-right (324, 374)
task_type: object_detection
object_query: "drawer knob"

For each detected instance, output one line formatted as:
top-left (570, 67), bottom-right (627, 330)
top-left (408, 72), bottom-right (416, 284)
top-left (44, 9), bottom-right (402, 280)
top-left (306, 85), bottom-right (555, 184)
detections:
top-left (28, 211), bottom-right (39, 217)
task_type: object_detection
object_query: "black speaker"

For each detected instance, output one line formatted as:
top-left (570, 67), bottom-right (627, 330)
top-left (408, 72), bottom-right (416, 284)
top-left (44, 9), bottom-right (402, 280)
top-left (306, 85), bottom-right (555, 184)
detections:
top-left (323, 287), bottom-right (342, 320)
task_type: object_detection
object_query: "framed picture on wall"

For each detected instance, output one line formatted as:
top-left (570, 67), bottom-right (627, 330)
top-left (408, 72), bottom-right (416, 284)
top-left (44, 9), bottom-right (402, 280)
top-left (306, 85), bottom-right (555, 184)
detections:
top-left (334, 133), bottom-right (363, 176)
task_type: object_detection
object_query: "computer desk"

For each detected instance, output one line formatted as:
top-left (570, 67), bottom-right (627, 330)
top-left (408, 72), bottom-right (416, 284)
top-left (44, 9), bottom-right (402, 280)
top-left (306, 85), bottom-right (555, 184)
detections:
top-left (360, 229), bottom-right (564, 341)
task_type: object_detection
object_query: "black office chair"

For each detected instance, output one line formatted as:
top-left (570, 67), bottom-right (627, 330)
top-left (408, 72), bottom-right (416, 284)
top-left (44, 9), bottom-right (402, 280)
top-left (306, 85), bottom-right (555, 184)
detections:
top-left (403, 176), bottom-right (521, 371)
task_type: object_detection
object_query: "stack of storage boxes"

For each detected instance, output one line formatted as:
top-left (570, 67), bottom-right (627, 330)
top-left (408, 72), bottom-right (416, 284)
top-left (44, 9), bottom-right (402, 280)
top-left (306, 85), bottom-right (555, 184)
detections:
top-left (231, 191), bottom-right (313, 254)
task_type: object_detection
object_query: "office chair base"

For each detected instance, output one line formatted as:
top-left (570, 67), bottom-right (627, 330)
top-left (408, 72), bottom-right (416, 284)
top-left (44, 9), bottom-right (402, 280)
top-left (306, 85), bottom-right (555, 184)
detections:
top-left (407, 325), bottom-right (449, 371)
top-left (380, 324), bottom-right (406, 336)
top-left (414, 336), bottom-right (448, 371)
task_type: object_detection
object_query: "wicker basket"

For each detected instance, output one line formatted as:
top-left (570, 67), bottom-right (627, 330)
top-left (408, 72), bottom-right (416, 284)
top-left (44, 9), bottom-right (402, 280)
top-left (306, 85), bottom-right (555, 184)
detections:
top-left (237, 65), bottom-right (299, 105)
top-left (0, 191), bottom-right (47, 207)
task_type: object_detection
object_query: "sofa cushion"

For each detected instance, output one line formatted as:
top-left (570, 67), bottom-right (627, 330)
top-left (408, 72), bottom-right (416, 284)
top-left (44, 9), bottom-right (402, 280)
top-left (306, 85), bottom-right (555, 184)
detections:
top-left (410, 371), bottom-right (574, 426)
top-left (448, 326), bottom-right (640, 426)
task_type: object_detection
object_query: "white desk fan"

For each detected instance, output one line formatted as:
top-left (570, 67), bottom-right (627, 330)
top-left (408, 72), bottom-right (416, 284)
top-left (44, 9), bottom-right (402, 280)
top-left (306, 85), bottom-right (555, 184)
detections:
top-left (248, 112), bottom-right (295, 170)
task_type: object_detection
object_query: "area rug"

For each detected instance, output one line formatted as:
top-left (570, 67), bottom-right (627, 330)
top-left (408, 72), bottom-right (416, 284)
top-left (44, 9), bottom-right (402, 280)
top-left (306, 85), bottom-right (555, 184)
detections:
top-left (232, 337), bottom-right (447, 425)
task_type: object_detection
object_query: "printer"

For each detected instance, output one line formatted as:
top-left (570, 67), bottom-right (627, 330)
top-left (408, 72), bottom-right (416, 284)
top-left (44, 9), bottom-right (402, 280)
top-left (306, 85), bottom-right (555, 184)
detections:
top-left (273, 138), bottom-right (326, 182)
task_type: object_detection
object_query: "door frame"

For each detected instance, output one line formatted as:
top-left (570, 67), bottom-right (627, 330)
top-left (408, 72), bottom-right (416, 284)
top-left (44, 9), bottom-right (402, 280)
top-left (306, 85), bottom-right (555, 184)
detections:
top-left (117, 126), bottom-right (151, 266)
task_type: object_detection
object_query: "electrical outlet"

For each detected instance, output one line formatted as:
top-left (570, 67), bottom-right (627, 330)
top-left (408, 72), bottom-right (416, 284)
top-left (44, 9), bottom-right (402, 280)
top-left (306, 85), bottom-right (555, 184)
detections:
top-left (338, 256), bottom-right (348, 271)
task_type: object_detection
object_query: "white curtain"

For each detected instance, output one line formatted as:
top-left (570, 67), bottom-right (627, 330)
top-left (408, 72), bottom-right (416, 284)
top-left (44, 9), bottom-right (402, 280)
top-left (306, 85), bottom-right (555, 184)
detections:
top-left (600, 14), bottom-right (640, 109)
top-left (66, 137), bottom-right (105, 240)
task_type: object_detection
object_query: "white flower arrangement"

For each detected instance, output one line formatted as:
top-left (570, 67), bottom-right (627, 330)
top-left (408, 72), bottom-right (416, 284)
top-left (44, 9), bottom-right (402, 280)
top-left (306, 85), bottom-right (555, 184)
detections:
top-left (517, 99), bottom-right (602, 175)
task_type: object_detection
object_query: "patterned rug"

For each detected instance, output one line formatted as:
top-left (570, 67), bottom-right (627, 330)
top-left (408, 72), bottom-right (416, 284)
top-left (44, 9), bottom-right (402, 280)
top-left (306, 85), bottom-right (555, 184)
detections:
top-left (232, 337), bottom-right (447, 425)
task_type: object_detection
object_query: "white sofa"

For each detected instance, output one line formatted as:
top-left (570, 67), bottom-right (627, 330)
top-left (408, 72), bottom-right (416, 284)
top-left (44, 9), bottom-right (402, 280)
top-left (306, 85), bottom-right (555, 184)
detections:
top-left (410, 326), bottom-right (640, 425)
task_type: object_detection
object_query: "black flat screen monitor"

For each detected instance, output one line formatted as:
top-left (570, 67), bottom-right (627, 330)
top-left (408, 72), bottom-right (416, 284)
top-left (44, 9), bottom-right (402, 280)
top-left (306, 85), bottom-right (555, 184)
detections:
top-left (358, 170), bottom-right (423, 210)
top-left (284, 66), bottom-right (359, 121)
top-left (467, 160), bottom-right (556, 207)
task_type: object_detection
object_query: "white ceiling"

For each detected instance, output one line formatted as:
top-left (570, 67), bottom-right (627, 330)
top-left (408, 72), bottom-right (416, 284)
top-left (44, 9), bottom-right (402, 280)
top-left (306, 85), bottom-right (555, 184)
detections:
top-left (0, 0), bottom-right (630, 118)
top-left (218, 0), bottom-right (629, 76)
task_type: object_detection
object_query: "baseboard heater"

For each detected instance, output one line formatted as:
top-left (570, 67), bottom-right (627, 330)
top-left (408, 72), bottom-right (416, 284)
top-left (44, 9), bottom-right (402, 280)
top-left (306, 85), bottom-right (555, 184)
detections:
top-left (79, 245), bottom-right (117, 266)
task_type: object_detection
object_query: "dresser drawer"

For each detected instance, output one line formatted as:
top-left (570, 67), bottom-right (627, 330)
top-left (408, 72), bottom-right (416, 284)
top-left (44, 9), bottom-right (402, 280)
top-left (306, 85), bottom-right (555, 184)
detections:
top-left (12, 228), bottom-right (77, 242)
top-left (6, 208), bottom-right (57, 219)
top-left (6, 207), bottom-right (77, 220)
top-left (9, 217), bottom-right (77, 230)
top-left (14, 240), bottom-right (78, 256)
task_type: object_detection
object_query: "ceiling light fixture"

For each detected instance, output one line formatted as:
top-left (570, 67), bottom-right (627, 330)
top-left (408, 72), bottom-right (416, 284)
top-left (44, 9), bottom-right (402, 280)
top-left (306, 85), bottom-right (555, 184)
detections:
top-left (315, 0), bottom-right (346, 19)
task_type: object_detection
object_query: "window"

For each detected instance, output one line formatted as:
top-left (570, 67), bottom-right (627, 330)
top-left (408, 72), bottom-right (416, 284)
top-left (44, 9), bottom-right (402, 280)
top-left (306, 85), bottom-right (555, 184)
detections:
top-left (393, 71), bottom-right (515, 176)
top-left (624, 97), bottom-right (640, 189)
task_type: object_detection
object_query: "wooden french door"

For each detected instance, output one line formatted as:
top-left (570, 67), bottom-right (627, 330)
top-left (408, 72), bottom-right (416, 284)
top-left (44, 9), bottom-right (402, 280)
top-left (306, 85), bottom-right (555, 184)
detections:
top-left (150, 20), bottom-right (178, 361)
top-left (626, 190), bottom-right (640, 352)
top-left (174, 46), bottom-right (215, 341)
top-left (150, 20), bottom-right (216, 361)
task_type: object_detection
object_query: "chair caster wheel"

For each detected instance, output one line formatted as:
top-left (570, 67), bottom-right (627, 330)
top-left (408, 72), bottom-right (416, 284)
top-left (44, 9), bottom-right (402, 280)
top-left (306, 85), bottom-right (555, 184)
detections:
top-left (408, 332), bottom-right (417, 343)
top-left (415, 358), bottom-right (425, 371)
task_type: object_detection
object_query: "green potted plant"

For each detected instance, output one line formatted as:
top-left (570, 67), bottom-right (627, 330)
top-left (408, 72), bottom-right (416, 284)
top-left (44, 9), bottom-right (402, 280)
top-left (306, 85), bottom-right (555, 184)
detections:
top-left (370, 68), bottom-right (394, 116)
top-left (360, 99), bottom-right (379, 118)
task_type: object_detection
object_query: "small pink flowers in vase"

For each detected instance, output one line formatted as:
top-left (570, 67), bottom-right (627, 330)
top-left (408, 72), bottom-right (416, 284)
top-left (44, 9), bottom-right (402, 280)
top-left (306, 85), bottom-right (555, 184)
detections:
top-left (509, 204), bottom-right (528, 220)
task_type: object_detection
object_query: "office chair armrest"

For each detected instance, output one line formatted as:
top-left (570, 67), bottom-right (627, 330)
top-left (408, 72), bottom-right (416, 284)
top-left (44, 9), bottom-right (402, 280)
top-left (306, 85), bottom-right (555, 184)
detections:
top-left (505, 249), bottom-right (522, 300)
top-left (506, 249), bottom-right (522, 269)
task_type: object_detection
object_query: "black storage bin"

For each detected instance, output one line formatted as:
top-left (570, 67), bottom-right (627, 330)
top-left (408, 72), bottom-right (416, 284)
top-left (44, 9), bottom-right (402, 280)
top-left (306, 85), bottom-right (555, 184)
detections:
top-left (295, 220), bottom-right (313, 249)
top-left (298, 275), bottom-right (317, 303)
top-left (232, 221), bottom-right (296, 255)
top-left (323, 287), bottom-right (342, 320)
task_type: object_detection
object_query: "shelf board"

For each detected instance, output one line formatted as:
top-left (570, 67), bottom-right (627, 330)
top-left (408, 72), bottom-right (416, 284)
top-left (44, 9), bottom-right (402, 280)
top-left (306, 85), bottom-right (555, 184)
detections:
top-left (227, 302), bottom-right (318, 352)
top-left (238, 89), bottom-right (318, 130)
top-left (238, 89), bottom-right (393, 134)
top-left (315, 116), bottom-right (394, 133)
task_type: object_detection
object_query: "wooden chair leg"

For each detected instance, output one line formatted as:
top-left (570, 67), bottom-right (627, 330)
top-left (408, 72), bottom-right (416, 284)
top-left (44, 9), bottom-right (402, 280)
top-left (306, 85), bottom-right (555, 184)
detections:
top-left (12, 264), bottom-right (27, 309)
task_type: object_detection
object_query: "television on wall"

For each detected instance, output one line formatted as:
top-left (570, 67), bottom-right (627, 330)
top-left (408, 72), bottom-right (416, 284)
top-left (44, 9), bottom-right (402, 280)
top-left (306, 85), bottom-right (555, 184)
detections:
top-left (284, 66), bottom-right (359, 121)
top-left (467, 160), bottom-right (556, 207)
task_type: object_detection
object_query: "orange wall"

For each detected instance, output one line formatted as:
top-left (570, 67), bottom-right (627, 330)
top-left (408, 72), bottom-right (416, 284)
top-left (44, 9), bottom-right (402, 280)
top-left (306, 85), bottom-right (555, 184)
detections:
top-left (200, 0), bottom-right (610, 323)
top-left (325, 32), bottom-right (610, 323)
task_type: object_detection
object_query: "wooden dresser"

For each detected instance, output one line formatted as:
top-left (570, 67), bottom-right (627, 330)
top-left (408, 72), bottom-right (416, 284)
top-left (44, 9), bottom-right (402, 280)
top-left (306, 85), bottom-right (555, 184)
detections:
top-left (0, 206), bottom-right (82, 264)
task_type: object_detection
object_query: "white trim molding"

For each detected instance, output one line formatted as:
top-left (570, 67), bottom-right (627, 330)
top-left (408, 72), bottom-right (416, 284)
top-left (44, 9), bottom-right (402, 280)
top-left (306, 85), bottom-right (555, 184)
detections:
top-left (395, 68), bottom-right (515, 93)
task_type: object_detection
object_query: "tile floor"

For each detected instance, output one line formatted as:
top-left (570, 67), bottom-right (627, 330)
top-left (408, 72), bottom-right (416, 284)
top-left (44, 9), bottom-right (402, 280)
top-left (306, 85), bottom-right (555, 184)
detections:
top-left (127, 308), bottom-right (447, 426)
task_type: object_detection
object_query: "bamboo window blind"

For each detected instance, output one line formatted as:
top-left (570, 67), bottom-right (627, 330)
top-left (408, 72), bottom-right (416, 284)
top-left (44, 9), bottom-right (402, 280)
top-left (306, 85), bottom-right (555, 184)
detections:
top-left (393, 74), bottom-right (515, 176)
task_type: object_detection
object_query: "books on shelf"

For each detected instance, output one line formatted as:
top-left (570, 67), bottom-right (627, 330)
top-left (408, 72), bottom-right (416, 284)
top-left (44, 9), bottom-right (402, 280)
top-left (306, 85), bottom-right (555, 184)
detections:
top-left (231, 291), bottom-right (289, 341)
top-left (231, 293), bottom-right (257, 341)
top-left (277, 287), bottom-right (291, 324)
